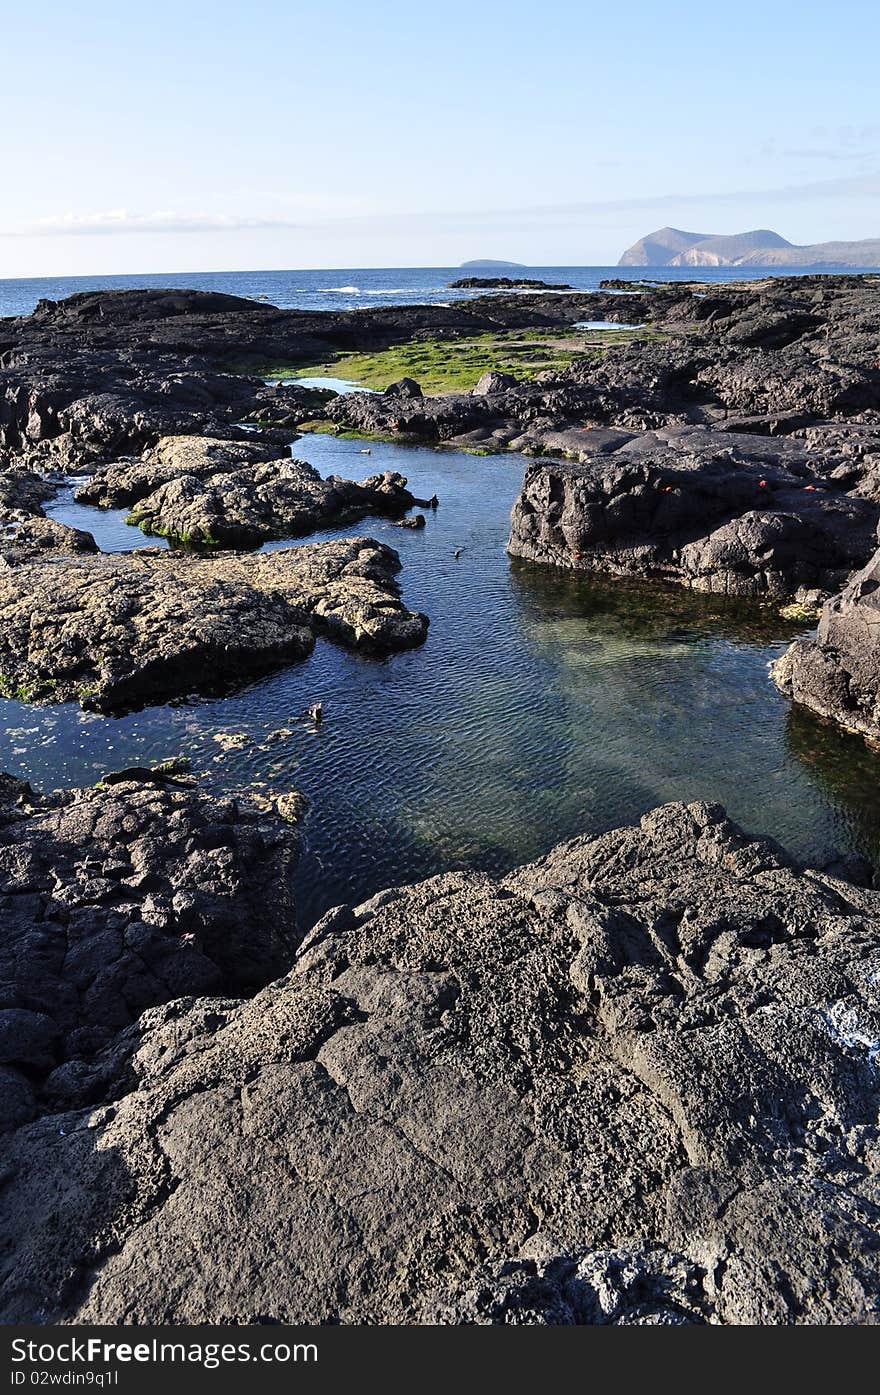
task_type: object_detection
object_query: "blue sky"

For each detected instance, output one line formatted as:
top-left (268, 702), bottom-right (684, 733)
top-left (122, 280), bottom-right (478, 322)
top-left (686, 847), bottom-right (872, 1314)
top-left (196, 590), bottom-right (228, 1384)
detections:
top-left (1, 0), bottom-right (879, 274)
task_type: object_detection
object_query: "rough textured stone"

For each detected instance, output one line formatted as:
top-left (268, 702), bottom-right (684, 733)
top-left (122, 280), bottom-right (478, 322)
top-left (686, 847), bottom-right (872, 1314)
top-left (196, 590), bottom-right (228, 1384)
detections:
top-left (473, 370), bottom-right (518, 396)
top-left (0, 466), bottom-right (57, 521)
top-left (75, 435), bottom-right (286, 509)
top-left (0, 767), bottom-right (299, 1103)
top-left (0, 537), bottom-right (428, 711)
top-left (507, 427), bottom-right (879, 597)
top-left (427, 1248), bottom-right (706, 1324)
top-left (3, 276), bottom-right (879, 470)
top-left (0, 285), bottom-right (649, 465)
top-left (449, 277), bottom-right (574, 290)
top-left (2, 801), bottom-right (879, 1324)
top-left (125, 459), bottom-right (419, 547)
top-left (1, 516), bottom-right (97, 559)
top-left (71, 436), bottom-right (424, 546)
top-left (2, 278), bottom-right (880, 1328)
top-left (325, 276), bottom-right (880, 447)
top-left (383, 377), bottom-right (423, 399)
top-left (773, 546), bottom-right (880, 743)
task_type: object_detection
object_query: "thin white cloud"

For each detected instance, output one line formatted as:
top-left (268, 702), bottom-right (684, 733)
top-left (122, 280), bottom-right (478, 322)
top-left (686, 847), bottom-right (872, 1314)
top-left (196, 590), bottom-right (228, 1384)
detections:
top-left (0, 210), bottom-right (304, 237)
top-left (782, 148), bottom-right (879, 163)
top-left (473, 173), bottom-right (880, 221)
top-left (3, 172), bottom-right (880, 242)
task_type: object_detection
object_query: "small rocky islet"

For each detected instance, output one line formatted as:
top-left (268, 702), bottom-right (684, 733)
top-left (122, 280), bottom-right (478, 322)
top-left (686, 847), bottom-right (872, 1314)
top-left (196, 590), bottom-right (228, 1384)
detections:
top-left (2, 276), bottom-right (880, 1324)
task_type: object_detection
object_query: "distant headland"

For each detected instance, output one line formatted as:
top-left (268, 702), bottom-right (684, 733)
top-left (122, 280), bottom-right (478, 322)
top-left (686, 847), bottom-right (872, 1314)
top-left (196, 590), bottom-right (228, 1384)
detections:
top-left (619, 226), bottom-right (880, 267)
top-left (458, 259), bottom-right (527, 270)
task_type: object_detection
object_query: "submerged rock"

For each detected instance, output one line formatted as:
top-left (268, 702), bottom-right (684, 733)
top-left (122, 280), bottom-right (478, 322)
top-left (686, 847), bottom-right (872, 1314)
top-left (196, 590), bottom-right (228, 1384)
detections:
top-left (507, 427), bottom-right (880, 598)
top-left (2, 800), bottom-right (879, 1323)
top-left (773, 545), bottom-right (880, 744)
top-left (0, 538), bottom-right (428, 712)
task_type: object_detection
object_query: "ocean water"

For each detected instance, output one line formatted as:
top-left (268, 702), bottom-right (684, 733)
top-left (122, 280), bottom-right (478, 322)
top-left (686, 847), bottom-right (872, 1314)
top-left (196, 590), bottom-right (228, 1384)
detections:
top-left (28, 432), bottom-right (880, 929)
top-left (0, 263), bottom-right (853, 321)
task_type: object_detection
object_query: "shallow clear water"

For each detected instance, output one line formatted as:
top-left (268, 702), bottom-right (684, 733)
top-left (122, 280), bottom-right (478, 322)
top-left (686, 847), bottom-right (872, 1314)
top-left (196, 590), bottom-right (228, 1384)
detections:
top-left (46, 484), bottom-right (169, 551)
top-left (16, 434), bottom-right (880, 928)
top-left (284, 375), bottom-right (374, 394)
top-left (574, 320), bottom-right (643, 331)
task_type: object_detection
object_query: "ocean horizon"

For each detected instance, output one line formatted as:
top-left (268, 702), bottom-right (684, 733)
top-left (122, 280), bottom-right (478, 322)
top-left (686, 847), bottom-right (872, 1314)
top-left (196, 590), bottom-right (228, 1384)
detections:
top-left (0, 261), bottom-right (862, 320)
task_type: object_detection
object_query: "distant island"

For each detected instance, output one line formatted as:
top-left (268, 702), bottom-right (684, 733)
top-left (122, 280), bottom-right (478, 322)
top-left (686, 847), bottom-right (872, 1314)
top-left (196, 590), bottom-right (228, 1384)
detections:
top-left (458, 259), bottom-right (527, 270)
top-left (619, 226), bottom-right (880, 267)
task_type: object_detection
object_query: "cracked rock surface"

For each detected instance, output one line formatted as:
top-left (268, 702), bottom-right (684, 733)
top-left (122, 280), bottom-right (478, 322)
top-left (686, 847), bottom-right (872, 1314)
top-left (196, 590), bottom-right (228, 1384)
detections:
top-left (507, 427), bottom-right (880, 598)
top-left (773, 545), bottom-right (880, 744)
top-left (0, 537), bottom-right (428, 711)
top-left (0, 768), bottom-right (300, 1130)
top-left (2, 800), bottom-right (879, 1324)
top-left (75, 435), bottom-right (286, 509)
top-left (326, 274), bottom-right (880, 449)
top-left (126, 460), bottom-right (418, 547)
top-left (77, 434), bottom-right (420, 547)
top-left (0, 285), bottom-right (648, 467)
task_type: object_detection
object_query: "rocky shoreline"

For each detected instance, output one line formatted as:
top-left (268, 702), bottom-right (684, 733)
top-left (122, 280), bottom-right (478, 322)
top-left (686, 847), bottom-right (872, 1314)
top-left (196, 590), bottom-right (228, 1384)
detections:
top-left (2, 275), bottom-right (880, 1323)
top-left (2, 785), bottom-right (880, 1323)
top-left (319, 274), bottom-right (880, 728)
top-left (772, 552), bottom-right (880, 745)
top-left (0, 284), bottom-right (649, 466)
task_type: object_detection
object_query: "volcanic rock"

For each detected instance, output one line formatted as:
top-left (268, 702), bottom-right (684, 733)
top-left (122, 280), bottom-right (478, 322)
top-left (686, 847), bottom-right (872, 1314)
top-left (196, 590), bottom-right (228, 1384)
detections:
top-left (0, 766), bottom-right (299, 1123)
top-left (507, 427), bottom-right (880, 598)
top-left (128, 461), bottom-right (418, 547)
top-left (449, 277), bottom-right (575, 290)
top-left (2, 801), bottom-right (879, 1323)
top-left (0, 538), bottom-right (427, 712)
top-left (2, 517), bottom-right (97, 557)
top-left (383, 378), bottom-right (423, 399)
top-left (75, 435), bottom-right (286, 509)
top-left (473, 370), bottom-right (518, 396)
top-left (772, 546), bottom-right (880, 744)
